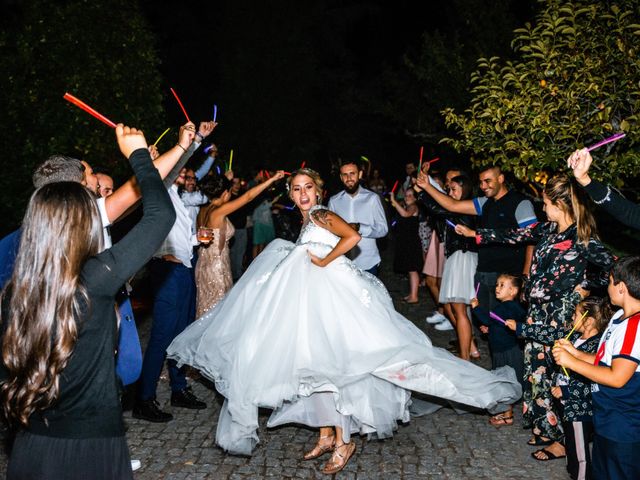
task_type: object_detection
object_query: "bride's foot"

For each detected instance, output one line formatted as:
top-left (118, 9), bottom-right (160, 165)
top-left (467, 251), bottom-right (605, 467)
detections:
top-left (322, 441), bottom-right (356, 474)
top-left (303, 434), bottom-right (335, 460)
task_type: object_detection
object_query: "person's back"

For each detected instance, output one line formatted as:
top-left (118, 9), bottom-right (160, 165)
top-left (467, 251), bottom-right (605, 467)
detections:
top-left (0, 126), bottom-right (175, 480)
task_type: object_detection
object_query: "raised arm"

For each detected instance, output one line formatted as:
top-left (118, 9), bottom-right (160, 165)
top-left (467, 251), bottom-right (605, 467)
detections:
top-left (569, 148), bottom-right (640, 230)
top-left (389, 194), bottom-right (418, 218)
top-left (208, 171), bottom-right (285, 221)
top-left (415, 170), bottom-right (477, 215)
top-left (307, 209), bottom-right (361, 268)
top-left (88, 125), bottom-right (175, 295)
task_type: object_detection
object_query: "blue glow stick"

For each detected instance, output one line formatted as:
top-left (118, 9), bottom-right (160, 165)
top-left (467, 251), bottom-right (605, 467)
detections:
top-left (445, 219), bottom-right (457, 229)
top-left (213, 104), bottom-right (218, 122)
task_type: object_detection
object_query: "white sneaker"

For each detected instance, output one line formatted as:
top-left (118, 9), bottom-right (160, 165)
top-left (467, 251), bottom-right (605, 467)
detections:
top-left (435, 320), bottom-right (455, 331)
top-left (425, 312), bottom-right (447, 324)
top-left (131, 460), bottom-right (141, 472)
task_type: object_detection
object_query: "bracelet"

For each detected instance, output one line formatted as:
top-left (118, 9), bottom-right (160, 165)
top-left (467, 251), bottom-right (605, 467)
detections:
top-left (176, 143), bottom-right (187, 152)
top-left (195, 132), bottom-right (205, 141)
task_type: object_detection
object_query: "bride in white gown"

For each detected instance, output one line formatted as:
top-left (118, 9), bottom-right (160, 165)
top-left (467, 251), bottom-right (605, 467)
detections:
top-left (167, 168), bottom-right (521, 474)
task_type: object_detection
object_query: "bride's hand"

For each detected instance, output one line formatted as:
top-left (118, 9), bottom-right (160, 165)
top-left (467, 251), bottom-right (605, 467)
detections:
top-left (307, 251), bottom-right (327, 267)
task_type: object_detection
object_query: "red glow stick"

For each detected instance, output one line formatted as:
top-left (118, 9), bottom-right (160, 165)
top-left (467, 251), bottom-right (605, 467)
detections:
top-left (170, 87), bottom-right (191, 122)
top-left (428, 157), bottom-right (440, 164)
top-left (63, 93), bottom-right (116, 128)
top-left (301, 161), bottom-right (306, 169)
top-left (284, 171), bottom-right (291, 176)
top-left (391, 180), bottom-right (399, 193)
top-left (418, 146), bottom-right (424, 171)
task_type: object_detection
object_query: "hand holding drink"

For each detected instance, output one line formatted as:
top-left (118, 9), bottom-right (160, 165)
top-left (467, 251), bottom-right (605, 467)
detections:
top-left (198, 226), bottom-right (213, 244)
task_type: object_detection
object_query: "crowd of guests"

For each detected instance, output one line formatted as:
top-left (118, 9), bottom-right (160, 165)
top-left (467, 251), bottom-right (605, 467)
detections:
top-left (0, 112), bottom-right (638, 480)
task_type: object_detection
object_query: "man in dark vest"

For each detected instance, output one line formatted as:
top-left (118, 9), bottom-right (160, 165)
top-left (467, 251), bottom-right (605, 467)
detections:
top-left (415, 164), bottom-right (537, 311)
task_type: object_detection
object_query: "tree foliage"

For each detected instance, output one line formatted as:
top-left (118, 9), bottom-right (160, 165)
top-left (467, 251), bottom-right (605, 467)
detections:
top-left (0, 0), bottom-right (166, 234)
top-left (442, 0), bottom-right (640, 185)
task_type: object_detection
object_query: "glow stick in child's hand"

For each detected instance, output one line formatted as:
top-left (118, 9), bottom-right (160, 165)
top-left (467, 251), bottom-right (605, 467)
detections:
top-left (489, 311), bottom-right (506, 324)
top-left (565, 310), bottom-right (589, 339)
top-left (63, 93), bottom-right (116, 128)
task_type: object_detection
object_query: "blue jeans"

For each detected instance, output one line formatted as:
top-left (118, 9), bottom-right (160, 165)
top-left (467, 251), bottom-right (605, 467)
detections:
top-left (139, 260), bottom-right (195, 400)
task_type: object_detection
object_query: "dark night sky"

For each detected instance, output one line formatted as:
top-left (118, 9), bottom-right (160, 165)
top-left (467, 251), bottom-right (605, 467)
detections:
top-left (137, 0), bottom-right (537, 179)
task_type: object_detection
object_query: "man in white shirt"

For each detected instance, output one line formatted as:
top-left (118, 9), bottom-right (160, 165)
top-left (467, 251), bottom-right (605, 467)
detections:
top-left (328, 160), bottom-right (388, 276)
top-left (134, 121), bottom-right (217, 423)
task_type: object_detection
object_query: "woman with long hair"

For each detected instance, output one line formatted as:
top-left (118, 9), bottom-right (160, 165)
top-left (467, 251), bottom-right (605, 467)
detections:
top-left (418, 174), bottom-right (480, 359)
top-left (0, 125), bottom-right (175, 479)
top-left (194, 170), bottom-right (284, 317)
top-left (456, 174), bottom-right (614, 460)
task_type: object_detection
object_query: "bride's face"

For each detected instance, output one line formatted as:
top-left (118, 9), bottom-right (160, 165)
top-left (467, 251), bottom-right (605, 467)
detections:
top-left (290, 174), bottom-right (318, 212)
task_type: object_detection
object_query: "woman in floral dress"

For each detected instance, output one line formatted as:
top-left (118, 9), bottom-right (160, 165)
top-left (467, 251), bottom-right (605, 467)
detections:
top-left (457, 175), bottom-right (614, 459)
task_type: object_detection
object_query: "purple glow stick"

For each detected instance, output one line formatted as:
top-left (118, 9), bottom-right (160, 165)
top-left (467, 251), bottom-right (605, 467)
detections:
top-left (216, 165), bottom-right (221, 175)
top-left (204, 144), bottom-right (213, 154)
top-left (445, 219), bottom-right (457, 229)
top-left (213, 104), bottom-right (218, 122)
top-left (474, 283), bottom-right (480, 297)
top-left (587, 132), bottom-right (625, 152)
top-left (489, 311), bottom-right (506, 325)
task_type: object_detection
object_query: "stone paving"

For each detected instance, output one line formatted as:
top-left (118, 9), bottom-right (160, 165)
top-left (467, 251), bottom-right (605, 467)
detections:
top-left (0, 252), bottom-right (571, 479)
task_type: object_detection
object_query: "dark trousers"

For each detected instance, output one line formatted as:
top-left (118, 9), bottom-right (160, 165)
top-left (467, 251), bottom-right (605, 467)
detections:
top-left (139, 260), bottom-right (195, 400)
top-left (563, 420), bottom-right (594, 480)
top-left (592, 433), bottom-right (640, 480)
top-left (365, 263), bottom-right (380, 277)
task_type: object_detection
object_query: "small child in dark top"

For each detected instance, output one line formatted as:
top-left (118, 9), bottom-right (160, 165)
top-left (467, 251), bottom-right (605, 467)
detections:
top-left (471, 273), bottom-right (526, 426)
top-left (550, 297), bottom-right (610, 479)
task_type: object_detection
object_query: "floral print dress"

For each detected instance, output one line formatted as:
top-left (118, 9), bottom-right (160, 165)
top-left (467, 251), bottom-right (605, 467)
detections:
top-left (477, 222), bottom-right (614, 441)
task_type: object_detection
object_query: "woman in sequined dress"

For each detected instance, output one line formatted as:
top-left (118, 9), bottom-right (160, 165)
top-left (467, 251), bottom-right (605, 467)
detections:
top-left (168, 168), bottom-right (522, 475)
top-left (194, 171), bottom-right (285, 316)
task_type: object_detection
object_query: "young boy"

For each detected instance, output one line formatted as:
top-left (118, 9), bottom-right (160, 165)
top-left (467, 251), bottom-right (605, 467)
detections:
top-left (553, 256), bottom-right (640, 480)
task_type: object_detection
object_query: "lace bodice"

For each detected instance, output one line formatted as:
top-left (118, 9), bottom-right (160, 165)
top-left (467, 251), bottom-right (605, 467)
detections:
top-left (296, 205), bottom-right (340, 248)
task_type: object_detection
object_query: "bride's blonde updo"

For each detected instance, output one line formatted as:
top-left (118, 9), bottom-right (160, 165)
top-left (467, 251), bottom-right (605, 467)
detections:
top-left (287, 168), bottom-right (324, 201)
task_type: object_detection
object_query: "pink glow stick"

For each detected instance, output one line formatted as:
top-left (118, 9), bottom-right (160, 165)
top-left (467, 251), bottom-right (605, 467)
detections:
top-left (428, 157), bottom-right (440, 164)
top-left (489, 311), bottom-right (506, 325)
top-left (474, 283), bottom-right (480, 297)
top-left (170, 87), bottom-right (191, 122)
top-left (587, 132), bottom-right (625, 152)
top-left (63, 93), bottom-right (116, 128)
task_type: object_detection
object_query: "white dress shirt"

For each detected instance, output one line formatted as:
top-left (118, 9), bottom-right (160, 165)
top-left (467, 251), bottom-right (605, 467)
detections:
top-left (181, 190), bottom-right (209, 235)
top-left (154, 185), bottom-right (197, 267)
top-left (96, 196), bottom-right (113, 249)
top-left (328, 186), bottom-right (388, 270)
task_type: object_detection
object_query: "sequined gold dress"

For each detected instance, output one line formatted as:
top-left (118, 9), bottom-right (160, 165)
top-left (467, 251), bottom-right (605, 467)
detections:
top-left (195, 218), bottom-right (235, 317)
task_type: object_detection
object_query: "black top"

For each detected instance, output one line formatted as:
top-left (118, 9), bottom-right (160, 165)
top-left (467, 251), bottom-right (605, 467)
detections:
top-left (417, 192), bottom-right (477, 257)
top-left (476, 190), bottom-right (530, 274)
top-left (473, 300), bottom-right (526, 352)
top-left (1, 148), bottom-right (175, 438)
top-left (583, 179), bottom-right (640, 231)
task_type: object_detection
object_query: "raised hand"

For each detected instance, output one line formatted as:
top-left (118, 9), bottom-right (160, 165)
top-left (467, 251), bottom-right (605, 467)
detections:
top-left (178, 122), bottom-right (196, 150)
top-left (198, 121), bottom-right (217, 139)
top-left (567, 148), bottom-right (593, 186)
top-left (416, 171), bottom-right (429, 190)
top-left (116, 124), bottom-right (148, 159)
top-left (148, 144), bottom-right (159, 160)
top-left (271, 170), bottom-right (286, 181)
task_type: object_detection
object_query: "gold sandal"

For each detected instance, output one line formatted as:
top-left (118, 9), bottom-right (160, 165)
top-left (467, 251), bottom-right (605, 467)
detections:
top-left (303, 434), bottom-right (335, 460)
top-left (322, 441), bottom-right (356, 475)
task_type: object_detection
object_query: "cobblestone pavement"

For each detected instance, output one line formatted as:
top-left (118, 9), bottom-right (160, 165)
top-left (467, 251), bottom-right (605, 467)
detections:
top-left (0, 251), bottom-right (570, 479)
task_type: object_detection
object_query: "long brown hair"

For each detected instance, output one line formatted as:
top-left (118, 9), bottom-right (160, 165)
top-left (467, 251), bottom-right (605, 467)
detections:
top-left (0, 182), bottom-right (103, 426)
top-left (544, 175), bottom-right (598, 245)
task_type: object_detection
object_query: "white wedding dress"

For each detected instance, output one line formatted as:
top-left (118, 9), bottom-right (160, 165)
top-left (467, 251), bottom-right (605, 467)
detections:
top-left (167, 206), bottom-right (521, 455)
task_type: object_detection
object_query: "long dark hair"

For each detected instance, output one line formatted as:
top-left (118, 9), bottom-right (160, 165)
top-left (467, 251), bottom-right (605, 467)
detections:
top-left (0, 182), bottom-right (103, 426)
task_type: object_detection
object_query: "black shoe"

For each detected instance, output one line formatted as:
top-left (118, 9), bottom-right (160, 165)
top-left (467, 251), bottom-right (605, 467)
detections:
top-left (132, 399), bottom-right (173, 423)
top-left (171, 387), bottom-right (207, 409)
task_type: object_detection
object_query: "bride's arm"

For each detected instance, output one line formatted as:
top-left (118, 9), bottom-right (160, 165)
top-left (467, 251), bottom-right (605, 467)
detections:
top-left (308, 210), bottom-right (361, 268)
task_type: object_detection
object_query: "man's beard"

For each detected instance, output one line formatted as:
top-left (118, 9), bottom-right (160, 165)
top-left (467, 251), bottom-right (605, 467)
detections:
top-left (343, 183), bottom-right (359, 194)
